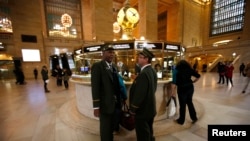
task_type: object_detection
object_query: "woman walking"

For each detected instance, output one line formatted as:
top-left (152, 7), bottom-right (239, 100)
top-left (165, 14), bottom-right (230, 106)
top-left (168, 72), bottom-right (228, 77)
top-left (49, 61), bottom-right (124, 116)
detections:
top-left (171, 60), bottom-right (200, 125)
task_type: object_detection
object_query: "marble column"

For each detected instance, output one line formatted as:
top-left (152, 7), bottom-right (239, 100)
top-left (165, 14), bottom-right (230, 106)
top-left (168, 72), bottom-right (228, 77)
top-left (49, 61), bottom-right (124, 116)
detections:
top-left (138, 0), bottom-right (158, 41)
top-left (82, 0), bottom-right (114, 41)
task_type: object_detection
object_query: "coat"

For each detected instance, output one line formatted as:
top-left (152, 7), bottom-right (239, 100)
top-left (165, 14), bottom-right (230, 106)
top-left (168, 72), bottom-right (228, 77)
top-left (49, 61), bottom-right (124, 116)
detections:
top-left (244, 63), bottom-right (250, 77)
top-left (41, 69), bottom-right (49, 81)
top-left (225, 65), bottom-right (234, 78)
top-left (129, 65), bottom-right (157, 119)
top-left (91, 60), bottom-right (118, 114)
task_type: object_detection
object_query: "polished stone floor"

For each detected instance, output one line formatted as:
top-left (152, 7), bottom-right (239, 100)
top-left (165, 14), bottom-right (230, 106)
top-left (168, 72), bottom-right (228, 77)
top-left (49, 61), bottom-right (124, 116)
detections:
top-left (0, 72), bottom-right (250, 141)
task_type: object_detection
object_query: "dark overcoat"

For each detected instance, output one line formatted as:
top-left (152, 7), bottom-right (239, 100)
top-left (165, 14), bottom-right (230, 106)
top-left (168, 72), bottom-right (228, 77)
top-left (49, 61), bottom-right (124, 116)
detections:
top-left (129, 65), bottom-right (157, 119)
top-left (91, 60), bottom-right (117, 114)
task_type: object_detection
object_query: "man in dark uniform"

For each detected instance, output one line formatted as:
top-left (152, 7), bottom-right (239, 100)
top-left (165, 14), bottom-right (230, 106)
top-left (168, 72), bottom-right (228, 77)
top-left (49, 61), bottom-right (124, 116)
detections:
top-left (91, 44), bottom-right (123, 141)
top-left (129, 48), bottom-right (157, 141)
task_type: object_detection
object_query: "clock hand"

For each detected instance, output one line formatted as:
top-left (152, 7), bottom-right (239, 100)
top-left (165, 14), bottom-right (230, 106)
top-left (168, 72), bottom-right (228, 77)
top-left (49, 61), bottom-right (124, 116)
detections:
top-left (129, 10), bottom-right (135, 15)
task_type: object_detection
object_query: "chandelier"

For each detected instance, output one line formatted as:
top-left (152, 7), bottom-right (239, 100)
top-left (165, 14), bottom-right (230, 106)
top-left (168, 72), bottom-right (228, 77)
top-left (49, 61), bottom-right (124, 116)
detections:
top-left (200, 0), bottom-right (211, 5)
top-left (0, 17), bottom-right (13, 33)
top-left (61, 13), bottom-right (72, 27)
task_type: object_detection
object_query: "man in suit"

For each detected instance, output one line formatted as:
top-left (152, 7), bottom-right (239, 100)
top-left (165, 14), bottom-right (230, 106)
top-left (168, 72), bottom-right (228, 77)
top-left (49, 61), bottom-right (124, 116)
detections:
top-left (129, 48), bottom-right (158, 141)
top-left (91, 44), bottom-right (123, 141)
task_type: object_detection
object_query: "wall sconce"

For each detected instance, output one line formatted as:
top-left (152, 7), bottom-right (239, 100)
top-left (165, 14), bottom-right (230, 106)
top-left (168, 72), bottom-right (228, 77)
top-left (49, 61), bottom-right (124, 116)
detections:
top-left (232, 52), bottom-right (236, 58)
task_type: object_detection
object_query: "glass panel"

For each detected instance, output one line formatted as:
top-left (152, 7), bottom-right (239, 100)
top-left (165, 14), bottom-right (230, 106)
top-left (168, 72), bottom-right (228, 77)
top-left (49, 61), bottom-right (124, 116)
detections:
top-left (0, 5), bottom-right (12, 33)
top-left (210, 0), bottom-right (246, 36)
top-left (44, 0), bottom-right (82, 39)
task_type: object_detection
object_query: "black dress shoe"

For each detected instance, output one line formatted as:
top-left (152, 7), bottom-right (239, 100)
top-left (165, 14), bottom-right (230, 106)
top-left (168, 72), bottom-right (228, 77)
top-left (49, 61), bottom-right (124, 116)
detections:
top-left (174, 119), bottom-right (184, 125)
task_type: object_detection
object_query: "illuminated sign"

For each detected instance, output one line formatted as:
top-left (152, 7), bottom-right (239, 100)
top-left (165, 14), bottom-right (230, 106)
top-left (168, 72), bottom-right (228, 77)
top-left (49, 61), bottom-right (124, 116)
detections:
top-left (112, 43), bottom-right (134, 50)
top-left (83, 45), bottom-right (102, 53)
top-left (136, 42), bottom-right (163, 50)
top-left (164, 43), bottom-right (180, 51)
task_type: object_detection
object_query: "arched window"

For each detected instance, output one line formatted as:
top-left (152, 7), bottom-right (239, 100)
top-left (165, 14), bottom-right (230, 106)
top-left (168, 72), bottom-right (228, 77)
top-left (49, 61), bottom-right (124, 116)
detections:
top-left (210, 0), bottom-right (246, 36)
top-left (44, 0), bottom-right (82, 39)
top-left (0, 3), bottom-right (12, 33)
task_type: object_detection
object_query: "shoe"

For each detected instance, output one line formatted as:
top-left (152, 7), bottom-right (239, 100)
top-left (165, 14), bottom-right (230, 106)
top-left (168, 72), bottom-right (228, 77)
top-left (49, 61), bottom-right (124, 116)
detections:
top-left (192, 119), bottom-right (198, 124)
top-left (174, 119), bottom-right (184, 125)
top-left (242, 91), bottom-right (245, 93)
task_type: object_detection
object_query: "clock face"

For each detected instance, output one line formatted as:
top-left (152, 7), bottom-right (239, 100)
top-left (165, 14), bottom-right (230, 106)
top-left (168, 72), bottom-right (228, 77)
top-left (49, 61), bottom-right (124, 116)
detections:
top-left (125, 8), bottom-right (139, 24)
top-left (117, 8), bottom-right (125, 25)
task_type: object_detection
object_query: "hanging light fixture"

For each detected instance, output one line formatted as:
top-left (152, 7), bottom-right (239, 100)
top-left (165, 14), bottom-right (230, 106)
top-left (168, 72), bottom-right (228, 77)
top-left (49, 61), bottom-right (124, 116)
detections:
top-left (201, 0), bottom-right (211, 5)
top-left (61, 13), bottom-right (72, 28)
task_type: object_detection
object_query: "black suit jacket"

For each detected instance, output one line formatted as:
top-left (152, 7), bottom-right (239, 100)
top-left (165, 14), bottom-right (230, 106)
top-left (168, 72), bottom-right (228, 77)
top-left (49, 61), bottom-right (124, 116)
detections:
top-left (91, 60), bottom-right (117, 114)
top-left (129, 65), bottom-right (157, 119)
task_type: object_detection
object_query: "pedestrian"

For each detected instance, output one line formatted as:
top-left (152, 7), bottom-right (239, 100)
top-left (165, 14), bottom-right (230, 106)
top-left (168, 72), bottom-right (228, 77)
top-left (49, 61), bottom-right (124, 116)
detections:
top-left (217, 62), bottom-right (226, 84)
top-left (171, 60), bottom-right (200, 125)
top-left (154, 63), bottom-right (162, 79)
top-left (129, 48), bottom-right (157, 141)
top-left (41, 65), bottom-right (50, 93)
top-left (242, 62), bottom-right (250, 93)
top-left (15, 66), bottom-right (25, 85)
top-left (91, 44), bottom-right (126, 141)
top-left (239, 63), bottom-right (245, 76)
top-left (33, 68), bottom-right (38, 79)
top-left (193, 59), bottom-right (198, 72)
top-left (54, 65), bottom-right (63, 86)
top-left (62, 68), bottom-right (70, 89)
top-left (225, 62), bottom-right (234, 87)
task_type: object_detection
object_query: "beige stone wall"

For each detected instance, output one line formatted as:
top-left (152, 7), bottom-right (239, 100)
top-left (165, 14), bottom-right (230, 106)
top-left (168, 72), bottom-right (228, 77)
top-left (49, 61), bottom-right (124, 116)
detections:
top-left (1, 0), bottom-right (250, 79)
top-left (7, 0), bottom-right (84, 79)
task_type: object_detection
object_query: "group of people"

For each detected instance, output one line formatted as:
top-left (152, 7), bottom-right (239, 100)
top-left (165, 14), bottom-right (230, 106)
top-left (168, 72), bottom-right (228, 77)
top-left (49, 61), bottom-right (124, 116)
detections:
top-left (53, 65), bottom-right (71, 89)
top-left (91, 45), bottom-right (200, 141)
top-left (217, 61), bottom-right (235, 86)
top-left (14, 64), bottom-right (71, 93)
top-left (217, 61), bottom-right (250, 92)
top-left (40, 65), bottom-right (71, 93)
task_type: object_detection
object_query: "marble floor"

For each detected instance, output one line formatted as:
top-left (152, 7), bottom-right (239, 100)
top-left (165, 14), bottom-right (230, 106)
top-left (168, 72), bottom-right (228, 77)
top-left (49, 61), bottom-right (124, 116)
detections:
top-left (0, 72), bottom-right (250, 141)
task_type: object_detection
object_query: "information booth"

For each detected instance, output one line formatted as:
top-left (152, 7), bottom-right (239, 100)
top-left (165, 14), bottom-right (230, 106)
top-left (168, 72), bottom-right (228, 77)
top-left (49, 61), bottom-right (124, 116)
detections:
top-left (70, 40), bottom-right (182, 121)
top-left (163, 42), bottom-right (182, 78)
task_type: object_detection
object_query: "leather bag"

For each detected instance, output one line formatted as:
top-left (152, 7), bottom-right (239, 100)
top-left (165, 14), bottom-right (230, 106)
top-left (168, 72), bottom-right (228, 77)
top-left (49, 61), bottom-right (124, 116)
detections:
top-left (120, 103), bottom-right (135, 131)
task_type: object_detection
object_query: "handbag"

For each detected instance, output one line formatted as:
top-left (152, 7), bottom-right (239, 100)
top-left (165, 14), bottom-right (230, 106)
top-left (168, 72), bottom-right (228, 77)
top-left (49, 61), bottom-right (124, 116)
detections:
top-left (166, 96), bottom-right (177, 118)
top-left (120, 102), bottom-right (135, 131)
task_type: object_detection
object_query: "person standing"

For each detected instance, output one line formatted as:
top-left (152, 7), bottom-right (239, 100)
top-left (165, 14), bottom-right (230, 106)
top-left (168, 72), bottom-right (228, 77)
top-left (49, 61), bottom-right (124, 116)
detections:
top-left (217, 62), bottom-right (226, 84)
top-left (41, 65), bottom-right (50, 93)
top-left (129, 48), bottom-right (157, 141)
top-left (91, 44), bottom-right (124, 141)
top-left (62, 68), bottom-right (70, 89)
top-left (239, 63), bottom-right (245, 76)
top-left (33, 68), bottom-right (38, 79)
top-left (225, 63), bottom-right (234, 87)
top-left (54, 65), bottom-right (63, 86)
top-left (171, 60), bottom-right (200, 125)
top-left (242, 62), bottom-right (250, 93)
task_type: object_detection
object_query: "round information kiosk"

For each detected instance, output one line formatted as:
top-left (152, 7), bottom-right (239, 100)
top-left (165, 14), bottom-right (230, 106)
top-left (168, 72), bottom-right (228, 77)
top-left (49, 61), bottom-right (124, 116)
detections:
top-left (71, 40), bottom-right (182, 121)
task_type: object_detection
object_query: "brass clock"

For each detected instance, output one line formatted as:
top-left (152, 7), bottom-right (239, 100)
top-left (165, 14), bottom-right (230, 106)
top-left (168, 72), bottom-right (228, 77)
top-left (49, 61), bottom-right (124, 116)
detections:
top-left (117, 7), bottom-right (126, 25)
top-left (125, 7), bottom-right (139, 24)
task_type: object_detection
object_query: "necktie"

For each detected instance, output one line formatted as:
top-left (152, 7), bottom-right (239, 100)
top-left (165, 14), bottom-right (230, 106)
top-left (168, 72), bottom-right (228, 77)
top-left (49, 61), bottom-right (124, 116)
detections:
top-left (109, 64), bottom-right (113, 72)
